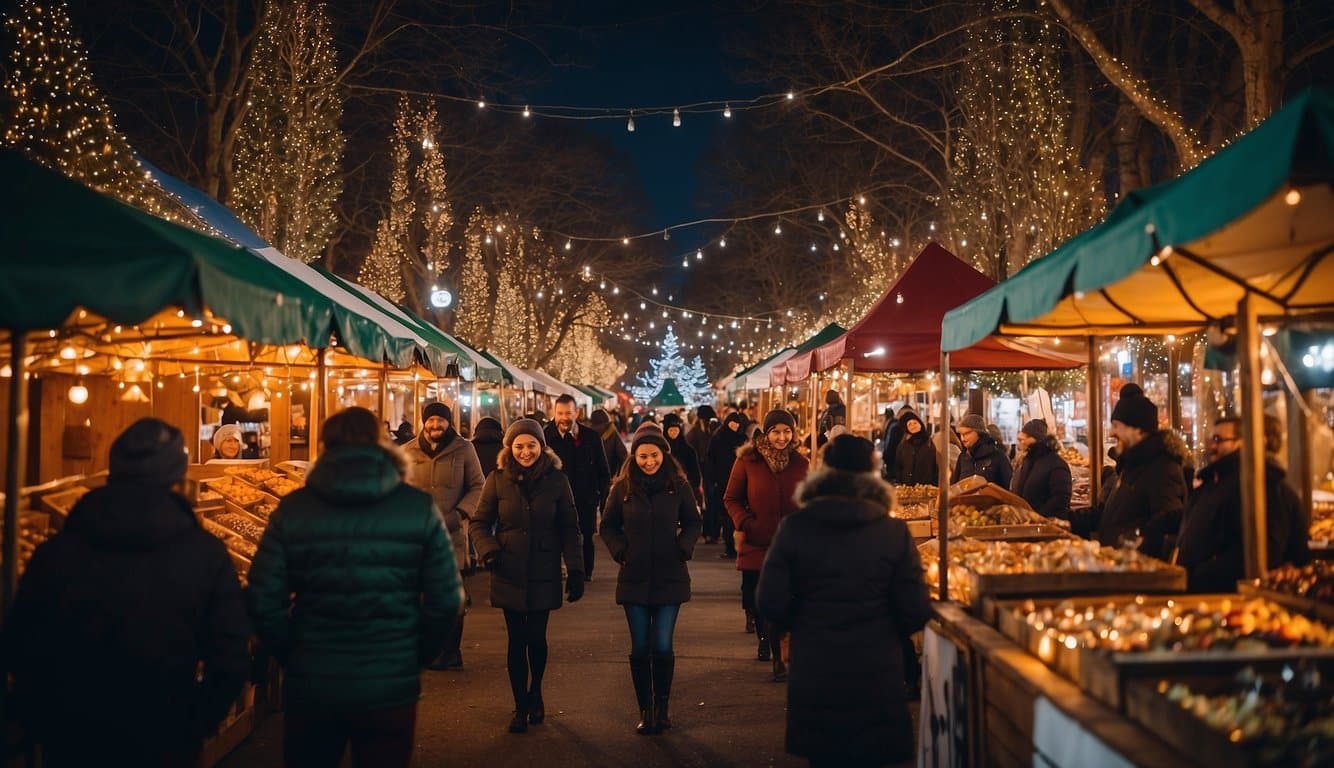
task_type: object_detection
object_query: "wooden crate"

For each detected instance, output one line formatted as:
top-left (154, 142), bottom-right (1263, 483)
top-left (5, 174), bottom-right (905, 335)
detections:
top-left (964, 566), bottom-right (1186, 612)
top-left (1237, 581), bottom-right (1334, 625)
top-left (960, 524), bottom-right (1070, 542)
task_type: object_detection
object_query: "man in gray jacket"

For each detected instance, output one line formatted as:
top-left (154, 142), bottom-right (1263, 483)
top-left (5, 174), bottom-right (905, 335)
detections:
top-left (404, 402), bottom-right (485, 670)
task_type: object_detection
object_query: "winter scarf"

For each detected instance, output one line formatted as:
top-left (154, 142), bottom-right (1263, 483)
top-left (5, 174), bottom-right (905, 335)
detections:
top-left (754, 433), bottom-right (795, 474)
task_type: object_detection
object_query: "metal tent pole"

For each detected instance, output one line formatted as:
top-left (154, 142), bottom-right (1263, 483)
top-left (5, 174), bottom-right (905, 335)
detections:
top-left (1237, 294), bottom-right (1269, 578)
top-left (3, 331), bottom-right (29, 619)
top-left (938, 351), bottom-right (951, 602)
top-left (1088, 337), bottom-right (1103, 504)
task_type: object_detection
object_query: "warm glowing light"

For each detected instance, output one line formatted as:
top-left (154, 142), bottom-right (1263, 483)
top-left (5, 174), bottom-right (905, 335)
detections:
top-left (68, 382), bottom-right (89, 404)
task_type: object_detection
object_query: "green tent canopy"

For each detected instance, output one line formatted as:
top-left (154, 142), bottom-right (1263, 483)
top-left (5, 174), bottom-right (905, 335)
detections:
top-left (647, 378), bottom-right (688, 408)
top-left (943, 86), bottom-right (1334, 350)
top-left (770, 323), bottom-right (847, 386)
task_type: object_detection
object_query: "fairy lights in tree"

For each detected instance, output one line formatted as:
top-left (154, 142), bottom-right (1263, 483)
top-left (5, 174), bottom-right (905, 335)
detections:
top-left (2, 0), bottom-right (196, 223)
top-left (359, 99), bottom-right (415, 301)
top-left (627, 326), bottom-right (712, 406)
top-left (231, 0), bottom-right (345, 264)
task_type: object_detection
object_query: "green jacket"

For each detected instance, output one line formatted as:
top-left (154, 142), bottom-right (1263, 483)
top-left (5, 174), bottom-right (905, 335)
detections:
top-left (248, 444), bottom-right (462, 714)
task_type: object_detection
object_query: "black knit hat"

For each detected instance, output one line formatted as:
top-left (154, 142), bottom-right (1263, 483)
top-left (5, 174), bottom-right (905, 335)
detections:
top-left (1118, 382), bottom-right (1144, 400)
top-left (696, 405), bottom-right (717, 422)
top-left (662, 413), bottom-right (684, 434)
top-left (631, 422), bottom-right (672, 455)
top-left (503, 418), bottom-right (546, 448)
top-left (823, 434), bottom-right (875, 473)
top-left (762, 409), bottom-right (797, 433)
top-left (109, 418), bottom-right (188, 486)
top-left (589, 408), bottom-right (611, 427)
top-left (1110, 392), bottom-right (1159, 433)
top-left (423, 401), bottom-right (452, 423)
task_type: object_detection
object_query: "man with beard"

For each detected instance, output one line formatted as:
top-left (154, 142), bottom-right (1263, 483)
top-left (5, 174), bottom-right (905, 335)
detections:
top-left (1095, 392), bottom-right (1187, 560)
top-left (404, 402), bottom-right (485, 670)
top-left (1177, 416), bottom-right (1308, 592)
top-left (545, 394), bottom-right (610, 580)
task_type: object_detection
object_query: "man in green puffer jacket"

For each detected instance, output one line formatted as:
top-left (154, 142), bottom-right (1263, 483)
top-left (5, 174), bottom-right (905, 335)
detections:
top-left (248, 407), bottom-right (463, 767)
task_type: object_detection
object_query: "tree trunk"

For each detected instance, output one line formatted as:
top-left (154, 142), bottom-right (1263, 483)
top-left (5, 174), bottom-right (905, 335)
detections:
top-left (1113, 98), bottom-right (1142, 198)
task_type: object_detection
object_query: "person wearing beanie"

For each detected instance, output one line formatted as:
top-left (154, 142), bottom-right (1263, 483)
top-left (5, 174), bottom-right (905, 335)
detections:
top-left (1095, 393), bottom-right (1187, 559)
top-left (1012, 419), bottom-right (1073, 519)
top-left (954, 413), bottom-right (1012, 489)
top-left (590, 409), bottom-right (630, 480)
top-left (685, 406), bottom-right (717, 541)
top-left (7, 418), bottom-right (250, 766)
top-left (471, 415), bottom-right (584, 734)
top-left (757, 434), bottom-right (929, 767)
top-left (661, 413), bottom-right (704, 507)
top-left (210, 423), bottom-right (244, 461)
top-left (893, 410), bottom-right (938, 486)
top-left (403, 401), bottom-right (485, 671)
top-left (881, 404), bottom-right (915, 480)
top-left (471, 417), bottom-right (506, 478)
top-left (724, 408), bottom-right (809, 682)
top-left (707, 412), bottom-right (748, 560)
top-left (601, 420), bottom-right (702, 735)
top-left (544, 394), bottom-right (610, 582)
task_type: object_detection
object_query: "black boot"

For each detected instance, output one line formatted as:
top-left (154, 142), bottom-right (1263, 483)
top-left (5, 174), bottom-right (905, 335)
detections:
top-left (630, 654), bottom-right (654, 735)
top-left (508, 709), bottom-right (529, 734)
top-left (771, 633), bottom-right (787, 681)
top-left (651, 653), bottom-right (674, 732)
top-left (744, 610), bottom-right (755, 634)
top-left (527, 689), bottom-right (544, 725)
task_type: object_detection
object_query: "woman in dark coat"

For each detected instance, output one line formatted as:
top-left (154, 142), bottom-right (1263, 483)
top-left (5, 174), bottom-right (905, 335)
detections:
top-left (758, 435), bottom-right (931, 768)
top-left (893, 411), bottom-right (937, 486)
top-left (1011, 419), bottom-right (1073, 519)
top-left (470, 418), bottom-right (585, 734)
top-left (601, 423), bottom-right (702, 735)
top-left (708, 413), bottom-right (748, 560)
top-left (662, 413), bottom-right (703, 504)
top-left (725, 409), bottom-right (809, 682)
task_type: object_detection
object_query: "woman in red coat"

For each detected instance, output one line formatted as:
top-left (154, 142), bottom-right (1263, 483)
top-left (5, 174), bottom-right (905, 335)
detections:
top-left (724, 409), bottom-right (809, 682)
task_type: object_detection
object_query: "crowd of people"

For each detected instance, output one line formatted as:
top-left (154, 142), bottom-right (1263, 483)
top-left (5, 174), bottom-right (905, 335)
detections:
top-left (2, 386), bottom-right (1317, 767)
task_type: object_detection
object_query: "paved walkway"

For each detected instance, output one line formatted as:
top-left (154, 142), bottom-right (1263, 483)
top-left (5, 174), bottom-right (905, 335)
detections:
top-left (220, 541), bottom-right (823, 768)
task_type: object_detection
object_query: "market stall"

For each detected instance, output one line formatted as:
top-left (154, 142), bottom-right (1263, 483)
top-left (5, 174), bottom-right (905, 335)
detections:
top-left (919, 86), bottom-right (1334, 767)
top-left (768, 323), bottom-right (846, 453)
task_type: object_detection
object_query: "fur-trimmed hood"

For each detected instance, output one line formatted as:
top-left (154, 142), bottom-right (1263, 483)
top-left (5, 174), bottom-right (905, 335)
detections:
top-left (496, 446), bottom-right (563, 473)
top-left (794, 465), bottom-right (894, 522)
top-left (1160, 429), bottom-right (1194, 468)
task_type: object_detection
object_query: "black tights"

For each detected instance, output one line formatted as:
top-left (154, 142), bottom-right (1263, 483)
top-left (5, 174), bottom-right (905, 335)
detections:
top-left (503, 609), bottom-right (551, 709)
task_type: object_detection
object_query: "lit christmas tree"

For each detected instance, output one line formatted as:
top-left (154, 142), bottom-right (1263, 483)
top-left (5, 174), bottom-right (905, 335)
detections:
top-left (231, 0), bottom-right (344, 263)
top-left (359, 98), bottom-right (416, 301)
top-left (414, 101), bottom-right (453, 284)
top-left (628, 327), bottom-right (713, 406)
top-left (944, 0), bottom-right (1103, 280)
top-left (2, 0), bottom-right (195, 222)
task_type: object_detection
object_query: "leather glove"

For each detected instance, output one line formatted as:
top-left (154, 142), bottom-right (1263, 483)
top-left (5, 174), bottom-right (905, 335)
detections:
top-left (565, 572), bottom-right (585, 603)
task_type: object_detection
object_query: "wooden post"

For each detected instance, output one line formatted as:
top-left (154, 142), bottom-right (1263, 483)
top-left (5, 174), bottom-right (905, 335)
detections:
top-left (310, 348), bottom-right (327, 463)
top-left (1237, 294), bottom-right (1269, 578)
top-left (1168, 343), bottom-right (1182, 432)
top-left (845, 359), bottom-right (855, 435)
top-left (379, 363), bottom-right (390, 424)
top-left (809, 372), bottom-right (819, 460)
top-left (1088, 337), bottom-right (1103, 505)
top-left (3, 331), bottom-right (29, 619)
top-left (938, 351), bottom-right (951, 603)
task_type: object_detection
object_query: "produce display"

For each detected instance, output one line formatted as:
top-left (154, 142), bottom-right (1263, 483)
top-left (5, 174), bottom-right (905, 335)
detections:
top-left (895, 484), bottom-right (938, 505)
top-left (892, 502), bottom-right (935, 521)
top-left (205, 476), bottom-right (268, 506)
top-left (962, 538), bottom-right (1173, 576)
top-left (224, 467), bottom-right (282, 485)
top-left (250, 501), bottom-right (279, 521)
top-left (1148, 666), bottom-right (1334, 766)
top-left (1016, 597), bottom-right (1334, 652)
top-left (952, 503), bottom-right (1049, 528)
top-left (212, 512), bottom-right (266, 544)
top-left (1059, 446), bottom-right (1090, 468)
top-left (1258, 562), bottom-right (1334, 604)
top-left (262, 476), bottom-right (301, 497)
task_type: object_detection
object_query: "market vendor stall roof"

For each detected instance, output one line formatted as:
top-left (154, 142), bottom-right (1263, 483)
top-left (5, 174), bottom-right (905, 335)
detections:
top-left (814, 243), bottom-right (1083, 372)
top-left (142, 158), bottom-right (494, 380)
top-left (769, 323), bottom-right (847, 386)
top-left (476, 349), bottom-right (539, 391)
top-left (525, 368), bottom-right (593, 412)
top-left (942, 86), bottom-right (1334, 350)
top-left (728, 346), bottom-right (798, 391)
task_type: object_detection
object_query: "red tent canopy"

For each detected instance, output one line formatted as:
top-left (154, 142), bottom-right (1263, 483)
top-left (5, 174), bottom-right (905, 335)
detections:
top-left (814, 243), bottom-right (1081, 373)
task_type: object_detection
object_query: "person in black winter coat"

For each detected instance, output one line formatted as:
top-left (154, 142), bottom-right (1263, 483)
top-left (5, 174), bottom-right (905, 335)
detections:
top-left (471, 419), bottom-right (585, 734)
top-left (1095, 393), bottom-right (1186, 560)
top-left (471, 416), bottom-right (506, 477)
top-left (880, 405), bottom-right (911, 479)
top-left (591, 408), bottom-right (630, 480)
top-left (893, 411), bottom-right (938, 486)
top-left (662, 413), bottom-right (703, 504)
top-left (4, 418), bottom-right (250, 767)
top-left (954, 413), bottom-right (1013, 488)
top-left (545, 394), bottom-right (610, 580)
top-left (757, 436), bottom-right (931, 767)
top-left (600, 423), bottom-right (702, 735)
top-left (1178, 417), bottom-right (1310, 593)
top-left (708, 413), bottom-right (748, 558)
top-left (1011, 419), bottom-right (1072, 519)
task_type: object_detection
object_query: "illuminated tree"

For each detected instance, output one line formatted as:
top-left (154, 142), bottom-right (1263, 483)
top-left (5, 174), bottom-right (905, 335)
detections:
top-left (2, 0), bottom-right (193, 222)
top-left (627, 327), bottom-right (712, 406)
top-left (231, 0), bottom-right (345, 263)
top-left (359, 100), bottom-right (414, 301)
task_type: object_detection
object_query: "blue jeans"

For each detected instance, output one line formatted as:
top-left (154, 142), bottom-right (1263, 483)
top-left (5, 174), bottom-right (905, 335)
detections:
top-left (624, 603), bottom-right (680, 656)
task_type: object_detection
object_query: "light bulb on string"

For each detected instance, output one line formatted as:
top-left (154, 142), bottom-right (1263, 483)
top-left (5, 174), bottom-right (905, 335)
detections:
top-left (565, 240), bottom-right (572, 251)
top-left (522, 105), bottom-right (531, 118)
top-left (627, 111), bottom-right (636, 132)
top-left (477, 99), bottom-right (486, 109)
top-left (720, 238), bottom-right (726, 248)
top-left (774, 220), bottom-right (782, 235)
top-left (723, 103), bottom-right (732, 118)
top-left (672, 108), bottom-right (681, 127)
top-left (817, 210), bottom-right (824, 222)
top-left (695, 250), bottom-right (703, 261)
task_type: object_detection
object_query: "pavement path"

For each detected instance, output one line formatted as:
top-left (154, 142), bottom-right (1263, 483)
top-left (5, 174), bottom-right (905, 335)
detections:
top-left (220, 541), bottom-right (828, 768)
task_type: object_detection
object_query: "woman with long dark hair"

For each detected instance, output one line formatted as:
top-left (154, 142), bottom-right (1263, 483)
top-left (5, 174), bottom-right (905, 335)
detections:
top-left (470, 418), bottom-right (585, 734)
top-left (601, 424), bottom-right (702, 734)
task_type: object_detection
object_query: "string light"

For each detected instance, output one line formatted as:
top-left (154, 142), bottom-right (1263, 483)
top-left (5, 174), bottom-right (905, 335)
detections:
top-left (723, 103), bottom-right (731, 118)
top-left (672, 108), bottom-right (681, 127)
top-left (627, 111), bottom-right (635, 132)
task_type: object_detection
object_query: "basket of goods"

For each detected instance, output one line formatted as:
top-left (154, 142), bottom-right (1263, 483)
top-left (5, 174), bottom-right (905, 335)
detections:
top-left (224, 466), bottom-right (282, 486)
top-left (260, 475), bottom-right (302, 498)
top-left (997, 594), bottom-right (1334, 711)
top-left (210, 511), bottom-right (267, 544)
top-left (1125, 665), bottom-right (1334, 767)
top-left (894, 484), bottom-right (938, 506)
top-left (1239, 562), bottom-right (1334, 624)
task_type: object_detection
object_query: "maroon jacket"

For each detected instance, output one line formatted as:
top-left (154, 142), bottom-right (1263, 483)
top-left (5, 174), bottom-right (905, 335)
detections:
top-left (724, 441), bottom-right (809, 571)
